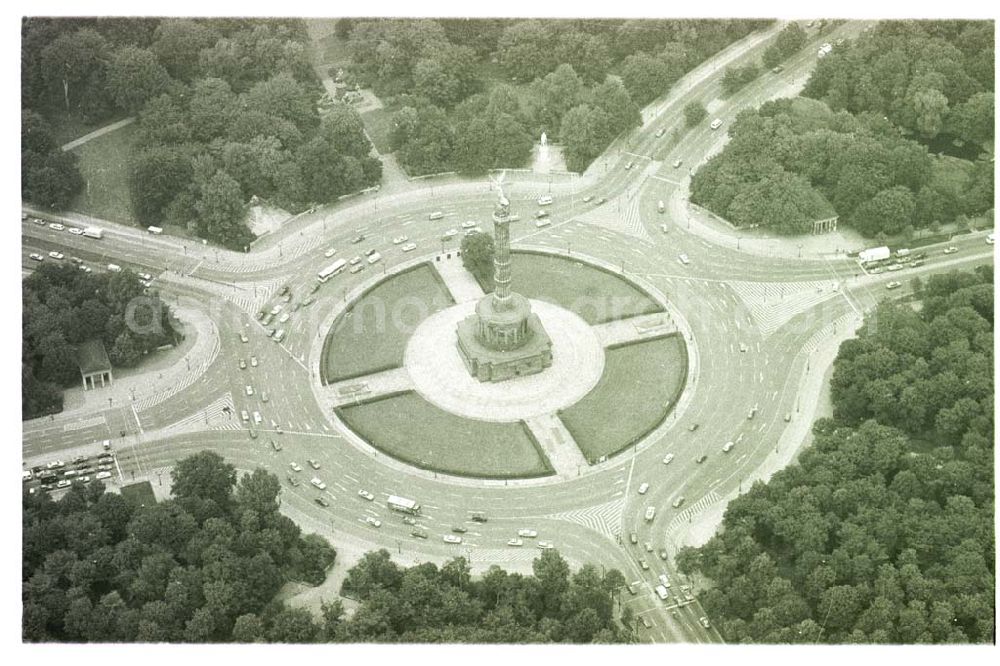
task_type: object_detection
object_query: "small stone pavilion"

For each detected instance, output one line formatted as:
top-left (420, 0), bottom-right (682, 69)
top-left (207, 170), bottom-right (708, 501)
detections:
top-left (456, 187), bottom-right (552, 381)
top-left (77, 339), bottom-right (113, 390)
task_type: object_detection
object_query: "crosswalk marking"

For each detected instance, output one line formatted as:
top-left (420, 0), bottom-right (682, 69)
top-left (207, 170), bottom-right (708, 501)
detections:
top-left (573, 194), bottom-right (653, 242)
top-left (662, 490), bottom-right (722, 541)
top-left (153, 392), bottom-right (237, 437)
top-left (727, 279), bottom-right (840, 337)
top-left (542, 497), bottom-right (625, 541)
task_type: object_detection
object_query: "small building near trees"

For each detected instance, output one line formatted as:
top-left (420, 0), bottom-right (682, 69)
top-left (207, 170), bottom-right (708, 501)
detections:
top-left (77, 339), bottom-right (114, 390)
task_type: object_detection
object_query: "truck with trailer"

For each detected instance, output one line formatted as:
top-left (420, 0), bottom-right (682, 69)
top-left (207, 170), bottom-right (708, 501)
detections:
top-left (858, 246), bottom-right (890, 264)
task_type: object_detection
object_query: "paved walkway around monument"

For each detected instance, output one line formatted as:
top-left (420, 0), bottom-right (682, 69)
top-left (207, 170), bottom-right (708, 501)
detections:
top-left (524, 413), bottom-right (589, 478)
top-left (592, 313), bottom-right (678, 348)
top-left (432, 255), bottom-right (486, 303)
top-left (319, 367), bottom-right (415, 410)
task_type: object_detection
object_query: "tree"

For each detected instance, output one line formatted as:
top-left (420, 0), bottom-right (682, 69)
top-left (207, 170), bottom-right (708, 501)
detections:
top-left (195, 169), bottom-right (251, 249)
top-left (560, 104), bottom-right (611, 173)
top-left (151, 19), bottom-right (217, 82)
top-left (851, 186), bottom-right (915, 236)
top-left (460, 231), bottom-right (495, 283)
top-left (532, 549), bottom-right (570, 617)
top-left (169, 451), bottom-right (237, 509)
top-left (341, 549), bottom-right (403, 599)
top-left (40, 28), bottom-right (110, 115)
top-left (235, 469), bottom-right (281, 517)
top-left (320, 104), bottom-right (373, 159)
top-left (127, 146), bottom-right (194, 224)
top-left (105, 45), bottom-right (170, 112)
top-left (683, 101), bottom-right (707, 127)
top-left (621, 53), bottom-right (673, 107)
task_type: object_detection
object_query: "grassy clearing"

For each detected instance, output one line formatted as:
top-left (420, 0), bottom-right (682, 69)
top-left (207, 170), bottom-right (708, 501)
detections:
top-left (480, 252), bottom-right (664, 324)
top-left (360, 107), bottom-right (397, 154)
top-left (316, 32), bottom-right (353, 67)
top-left (338, 392), bottom-right (551, 478)
top-left (561, 335), bottom-right (687, 463)
top-left (120, 481), bottom-right (157, 507)
top-left (68, 121), bottom-right (137, 224)
top-left (321, 264), bottom-right (454, 382)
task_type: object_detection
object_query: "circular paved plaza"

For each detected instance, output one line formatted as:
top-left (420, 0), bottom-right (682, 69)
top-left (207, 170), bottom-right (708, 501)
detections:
top-left (404, 299), bottom-right (605, 422)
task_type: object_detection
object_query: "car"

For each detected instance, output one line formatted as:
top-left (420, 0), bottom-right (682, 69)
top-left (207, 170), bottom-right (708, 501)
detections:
top-left (97, 463), bottom-right (113, 471)
top-left (678, 254), bottom-right (690, 265)
top-left (28, 253), bottom-right (44, 262)
top-left (315, 496), bottom-right (330, 507)
top-left (452, 526), bottom-right (468, 534)
top-left (287, 475), bottom-right (300, 487)
top-left (887, 263), bottom-right (903, 272)
top-left (442, 229), bottom-right (458, 240)
top-left (537, 541), bottom-right (554, 550)
top-left (624, 161), bottom-right (635, 170)
top-left (349, 256), bottom-right (362, 265)
top-left (57, 480), bottom-right (72, 489)
top-left (139, 272), bottom-right (153, 282)
top-left (673, 497), bottom-right (685, 508)
top-left (655, 584), bottom-right (670, 601)
top-left (289, 462), bottom-right (302, 473)
top-left (639, 559), bottom-right (649, 570)
top-left (910, 260), bottom-right (924, 267)
top-left (96, 471), bottom-right (113, 480)
top-left (364, 248), bottom-right (377, 257)
top-left (943, 246), bottom-right (958, 254)
top-left (68, 227), bottom-right (84, 235)
top-left (349, 264), bottom-right (365, 274)
top-left (46, 460), bottom-right (65, 469)
top-left (658, 549), bottom-right (668, 561)
top-left (392, 235), bottom-right (408, 244)
top-left (638, 482), bottom-right (649, 495)
top-left (411, 530), bottom-right (428, 539)
top-left (274, 422), bottom-right (284, 434)
top-left (772, 65), bottom-right (784, 73)
top-left (645, 506), bottom-right (655, 521)
top-left (279, 285), bottom-right (290, 297)
top-left (655, 128), bottom-right (665, 137)
top-left (265, 328), bottom-right (276, 338)
top-left (308, 459), bottom-right (321, 470)
top-left (505, 537), bottom-right (525, 548)
top-left (245, 385), bottom-right (254, 396)
top-left (261, 392), bottom-right (269, 403)
top-left (658, 574), bottom-right (670, 587)
top-left (302, 297), bottom-right (316, 306)
top-left (987, 233), bottom-right (995, 245)
top-left (443, 534), bottom-right (463, 544)
top-left (248, 427), bottom-right (258, 440)
top-left (688, 423), bottom-right (700, 432)
top-left (534, 210), bottom-right (549, 219)
top-left (309, 283), bottom-right (321, 294)
top-left (699, 617), bottom-right (711, 629)
top-left (310, 477), bottom-right (326, 490)
top-left (239, 359), bottom-right (247, 370)
top-left (583, 195), bottom-right (594, 203)
top-left (270, 439), bottom-right (282, 452)
top-left (641, 616), bottom-right (653, 629)
top-left (402, 516), bottom-right (417, 526)
top-left (324, 248), bottom-right (337, 258)
top-left (722, 441), bottom-right (735, 453)
top-left (351, 234), bottom-right (365, 244)
top-left (366, 252), bottom-right (382, 265)
top-left (22, 470), bottom-right (33, 482)
top-left (80, 265), bottom-right (93, 273)
top-left (49, 223), bottom-right (65, 231)
top-left (238, 332), bottom-right (249, 344)
top-left (461, 220), bottom-right (478, 229)
top-left (739, 342), bottom-right (748, 353)
top-left (401, 242), bottom-right (417, 252)
top-left (684, 591), bottom-right (695, 602)
top-left (886, 281), bottom-right (902, 290)
top-left (535, 219), bottom-right (552, 228)
top-left (365, 516), bottom-right (382, 528)
top-left (629, 531), bottom-right (639, 545)
top-left (595, 197), bottom-right (607, 205)
top-left (279, 312), bottom-right (291, 323)
top-left (48, 251), bottom-right (64, 260)
top-left (673, 159), bottom-right (683, 168)
top-left (358, 489), bottom-right (375, 501)
top-left (644, 542), bottom-right (653, 552)
top-left (710, 118), bottom-right (723, 130)
top-left (470, 512), bottom-right (488, 523)
top-left (517, 528), bottom-right (537, 538)
top-left (695, 455), bottom-right (707, 464)
top-left (662, 453), bottom-right (675, 465)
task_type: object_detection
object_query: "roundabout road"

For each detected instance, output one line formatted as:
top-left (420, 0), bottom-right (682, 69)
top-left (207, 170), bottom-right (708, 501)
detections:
top-left (22, 18), bottom-right (995, 644)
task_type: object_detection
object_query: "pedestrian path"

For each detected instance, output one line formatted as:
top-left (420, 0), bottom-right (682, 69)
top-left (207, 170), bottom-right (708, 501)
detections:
top-left (727, 279), bottom-right (841, 337)
top-left (574, 192), bottom-right (653, 242)
top-left (432, 256), bottom-right (485, 304)
top-left (61, 116), bottom-right (135, 151)
top-left (159, 271), bottom-right (281, 316)
top-left (211, 235), bottom-right (323, 273)
top-left (132, 314), bottom-right (220, 413)
top-left (523, 413), bottom-right (588, 478)
top-left (320, 367), bottom-right (414, 410)
top-left (543, 497), bottom-right (625, 542)
top-left (592, 313), bottom-right (677, 347)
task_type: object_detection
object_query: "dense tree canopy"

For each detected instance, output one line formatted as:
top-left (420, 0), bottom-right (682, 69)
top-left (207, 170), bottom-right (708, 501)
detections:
top-left (677, 267), bottom-right (994, 644)
top-left (22, 263), bottom-right (178, 419)
top-left (690, 95), bottom-right (991, 236)
top-left (21, 111), bottom-right (84, 210)
top-left (22, 452), bottom-right (336, 642)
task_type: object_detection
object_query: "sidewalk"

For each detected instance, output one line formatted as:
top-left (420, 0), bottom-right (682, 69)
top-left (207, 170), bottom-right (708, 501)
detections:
top-left (432, 255), bottom-right (485, 303)
top-left (61, 117), bottom-right (135, 152)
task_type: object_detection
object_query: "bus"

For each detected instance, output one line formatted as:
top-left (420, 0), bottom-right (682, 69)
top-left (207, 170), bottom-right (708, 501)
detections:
top-left (387, 495), bottom-right (421, 514)
top-left (317, 259), bottom-right (347, 282)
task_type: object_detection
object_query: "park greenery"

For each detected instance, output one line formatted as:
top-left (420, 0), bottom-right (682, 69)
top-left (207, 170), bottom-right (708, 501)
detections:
top-left (690, 95), bottom-right (993, 236)
top-left (21, 18), bottom-right (381, 248)
top-left (460, 230), bottom-right (495, 283)
top-left (22, 452), bottom-right (337, 642)
top-left (22, 111), bottom-right (85, 210)
top-left (676, 267), bottom-right (994, 643)
top-left (761, 22), bottom-right (808, 71)
top-left (22, 264), bottom-right (177, 420)
top-left (338, 18), bottom-right (770, 174)
top-left (24, 451), bottom-right (632, 643)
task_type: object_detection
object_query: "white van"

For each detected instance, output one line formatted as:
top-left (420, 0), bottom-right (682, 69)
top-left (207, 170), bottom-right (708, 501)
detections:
top-left (537, 195), bottom-right (553, 206)
top-left (710, 118), bottom-right (723, 130)
top-left (535, 219), bottom-right (552, 228)
top-left (657, 200), bottom-right (665, 213)
top-left (147, 226), bottom-right (163, 235)
top-left (655, 585), bottom-right (669, 601)
top-left (107, 264), bottom-right (122, 273)
top-left (428, 211), bottom-right (444, 220)
top-left (367, 251), bottom-right (382, 264)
